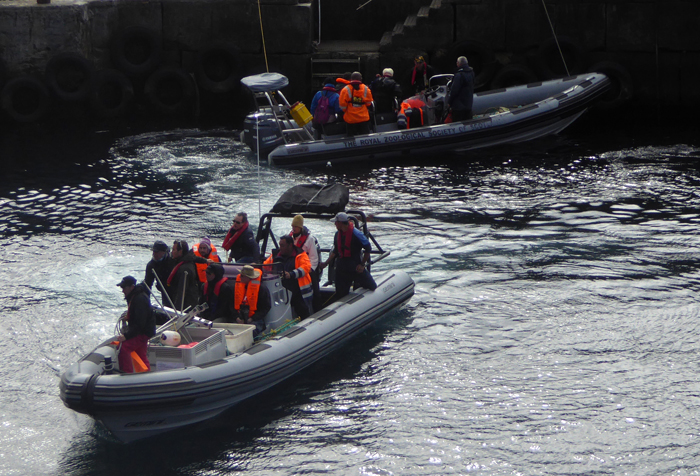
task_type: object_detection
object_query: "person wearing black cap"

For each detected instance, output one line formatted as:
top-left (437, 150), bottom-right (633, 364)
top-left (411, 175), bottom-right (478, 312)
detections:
top-left (319, 212), bottom-right (377, 299)
top-left (339, 71), bottom-right (374, 136)
top-left (143, 240), bottom-right (175, 306)
top-left (116, 276), bottom-right (156, 373)
top-left (310, 76), bottom-right (343, 139)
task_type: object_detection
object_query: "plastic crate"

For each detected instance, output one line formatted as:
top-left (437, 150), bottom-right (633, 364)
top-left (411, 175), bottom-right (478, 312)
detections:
top-left (148, 327), bottom-right (226, 371)
top-left (213, 323), bottom-right (255, 354)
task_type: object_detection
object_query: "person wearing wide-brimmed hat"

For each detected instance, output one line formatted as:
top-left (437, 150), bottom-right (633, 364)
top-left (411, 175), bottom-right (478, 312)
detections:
top-left (116, 275), bottom-right (156, 373)
top-left (233, 265), bottom-right (270, 336)
top-left (319, 212), bottom-right (377, 299)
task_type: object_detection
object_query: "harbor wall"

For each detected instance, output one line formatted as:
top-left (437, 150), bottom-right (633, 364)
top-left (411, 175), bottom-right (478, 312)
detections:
top-left (0, 0), bottom-right (697, 126)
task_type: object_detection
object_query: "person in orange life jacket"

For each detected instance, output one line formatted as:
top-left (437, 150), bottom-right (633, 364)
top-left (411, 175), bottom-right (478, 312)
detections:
top-left (222, 212), bottom-right (261, 264)
top-left (290, 214), bottom-right (321, 311)
top-left (410, 55), bottom-right (436, 95)
top-left (447, 56), bottom-right (475, 122)
top-left (339, 71), bottom-right (374, 136)
top-left (116, 276), bottom-right (156, 373)
top-left (143, 240), bottom-right (175, 309)
top-left (319, 212), bottom-right (377, 299)
top-left (264, 234), bottom-right (313, 319)
top-left (167, 240), bottom-right (201, 311)
top-left (234, 265), bottom-right (270, 337)
top-left (397, 96), bottom-right (427, 129)
top-left (192, 236), bottom-right (221, 283)
top-left (370, 68), bottom-right (402, 114)
top-left (199, 263), bottom-right (237, 323)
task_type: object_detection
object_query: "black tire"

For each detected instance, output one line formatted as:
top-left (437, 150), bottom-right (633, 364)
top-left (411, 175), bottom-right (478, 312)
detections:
top-left (490, 64), bottom-right (539, 89)
top-left (194, 43), bottom-right (242, 93)
top-left (90, 69), bottom-right (134, 118)
top-left (589, 60), bottom-right (634, 110)
top-left (144, 67), bottom-right (196, 115)
top-left (110, 26), bottom-right (162, 77)
top-left (536, 36), bottom-right (588, 79)
top-left (45, 52), bottom-right (95, 101)
top-left (1, 76), bottom-right (51, 123)
top-left (446, 40), bottom-right (499, 89)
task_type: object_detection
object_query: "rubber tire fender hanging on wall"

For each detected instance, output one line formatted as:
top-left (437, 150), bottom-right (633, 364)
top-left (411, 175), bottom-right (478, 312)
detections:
top-left (90, 69), bottom-right (134, 118)
top-left (489, 64), bottom-right (539, 90)
top-left (589, 61), bottom-right (634, 111)
top-left (144, 67), bottom-right (196, 115)
top-left (446, 40), bottom-right (499, 89)
top-left (45, 52), bottom-right (95, 102)
top-left (110, 26), bottom-right (162, 77)
top-left (536, 36), bottom-right (588, 79)
top-left (1, 76), bottom-right (51, 123)
top-left (194, 43), bottom-right (242, 93)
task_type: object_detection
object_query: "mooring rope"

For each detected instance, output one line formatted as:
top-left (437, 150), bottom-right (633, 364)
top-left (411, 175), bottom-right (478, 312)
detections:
top-left (258, 0), bottom-right (269, 72)
top-left (540, 0), bottom-right (570, 76)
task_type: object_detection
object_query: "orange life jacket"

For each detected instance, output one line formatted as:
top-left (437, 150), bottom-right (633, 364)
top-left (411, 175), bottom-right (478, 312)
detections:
top-left (398, 98), bottom-right (425, 129)
top-left (339, 83), bottom-right (373, 124)
top-left (264, 251), bottom-right (313, 299)
top-left (234, 274), bottom-right (261, 313)
top-left (193, 244), bottom-right (221, 283)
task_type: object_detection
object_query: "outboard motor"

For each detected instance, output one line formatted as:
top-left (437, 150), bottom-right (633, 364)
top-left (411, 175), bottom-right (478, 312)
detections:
top-left (242, 112), bottom-right (285, 156)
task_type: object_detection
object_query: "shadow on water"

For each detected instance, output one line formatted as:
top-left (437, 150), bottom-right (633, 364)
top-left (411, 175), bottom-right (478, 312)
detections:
top-left (56, 308), bottom-right (415, 476)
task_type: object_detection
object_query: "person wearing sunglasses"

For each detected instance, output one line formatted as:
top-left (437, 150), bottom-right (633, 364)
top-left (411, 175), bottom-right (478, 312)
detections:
top-left (222, 212), bottom-right (260, 264)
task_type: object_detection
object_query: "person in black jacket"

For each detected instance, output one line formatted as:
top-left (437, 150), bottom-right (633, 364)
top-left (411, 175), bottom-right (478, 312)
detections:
top-left (447, 56), bottom-right (475, 121)
top-left (116, 276), bottom-right (156, 373)
top-left (167, 240), bottom-right (201, 311)
top-left (222, 212), bottom-right (261, 264)
top-left (370, 68), bottom-right (402, 114)
top-left (143, 240), bottom-right (175, 307)
top-left (200, 263), bottom-right (237, 323)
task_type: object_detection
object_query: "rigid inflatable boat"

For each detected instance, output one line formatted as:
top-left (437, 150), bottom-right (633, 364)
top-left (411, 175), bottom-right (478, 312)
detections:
top-left (240, 71), bottom-right (611, 168)
top-left (59, 184), bottom-right (414, 443)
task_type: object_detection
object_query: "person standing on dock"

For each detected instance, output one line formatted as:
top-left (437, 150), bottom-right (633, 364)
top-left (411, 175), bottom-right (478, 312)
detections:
top-left (339, 71), bottom-right (373, 136)
top-left (447, 56), bottom-right (475, 122)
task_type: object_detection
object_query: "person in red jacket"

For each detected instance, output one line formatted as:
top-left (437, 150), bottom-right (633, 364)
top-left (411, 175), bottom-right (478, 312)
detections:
top-left (339, 71), bottom-right (374, 136)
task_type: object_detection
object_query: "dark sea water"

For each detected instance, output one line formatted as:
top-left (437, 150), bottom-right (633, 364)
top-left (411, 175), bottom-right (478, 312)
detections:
top-left (1, 119), bottom-right (699, 475)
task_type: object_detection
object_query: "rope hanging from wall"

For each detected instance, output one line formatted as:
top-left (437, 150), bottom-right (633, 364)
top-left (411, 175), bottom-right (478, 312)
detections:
top-left (540, 0), bottom-right (570, 76)
top-left (258, 0), bottom-right (269, 72)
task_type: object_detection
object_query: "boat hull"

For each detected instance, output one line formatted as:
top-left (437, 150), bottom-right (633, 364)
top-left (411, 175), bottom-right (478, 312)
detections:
top-left (60, 270), bottom-right (415, 443)
top-left (266, 73), bottom-right (610, 168)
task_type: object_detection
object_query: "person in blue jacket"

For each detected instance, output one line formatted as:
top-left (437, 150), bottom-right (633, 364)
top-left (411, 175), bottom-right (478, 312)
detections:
top-left (309, 77), bottom-right (342, 139)
top-left (447, 56), bottom-right (475, 122)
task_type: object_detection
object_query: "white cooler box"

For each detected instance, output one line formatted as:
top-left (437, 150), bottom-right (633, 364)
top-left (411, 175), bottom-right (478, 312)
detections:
top-left (148, 327), bottom-right (226, 370)
top-left (213, 323), bottom-right (256, 354)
